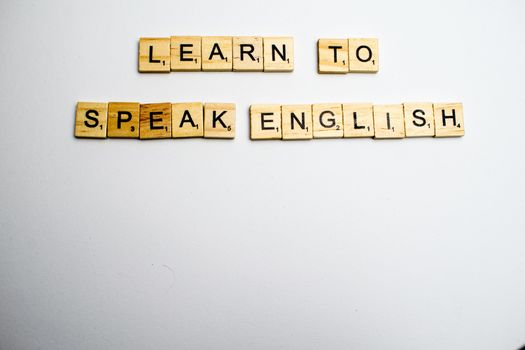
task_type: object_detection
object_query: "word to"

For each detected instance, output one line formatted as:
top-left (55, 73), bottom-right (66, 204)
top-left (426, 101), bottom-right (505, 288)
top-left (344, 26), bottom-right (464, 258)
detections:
top-left (74, 102), bottom-right (235, 139)
top-left (250, 103), bottom-right (464, 139)
top-left (139, 36), bottom-right (294, 73)
top-left (318, 38), bottom-right (379, 73)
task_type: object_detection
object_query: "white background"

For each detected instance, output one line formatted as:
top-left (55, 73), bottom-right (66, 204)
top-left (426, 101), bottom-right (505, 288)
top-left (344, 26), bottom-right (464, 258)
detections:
top-left (1, 0), bottom-right (524, 349)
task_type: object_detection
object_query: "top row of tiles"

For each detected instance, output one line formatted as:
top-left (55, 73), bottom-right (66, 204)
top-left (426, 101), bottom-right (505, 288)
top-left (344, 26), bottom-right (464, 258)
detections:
top-left (138, 37), bottom-right (378, 73)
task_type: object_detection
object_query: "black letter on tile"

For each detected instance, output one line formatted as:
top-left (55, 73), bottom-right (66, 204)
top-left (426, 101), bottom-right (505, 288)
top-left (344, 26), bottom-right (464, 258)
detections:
top-left (291, 112), bottom-right (305, 130)
top-left (209, 43), bottom-right (225, 60)
top-left (117, 111), bottom-right (132, 129)
top-left (149, 46), bottom-right (160, 63)
top-left (441, 109), bottom-right (457, 127)
top-left (261, 113), bottom-right (275, 130)
top-left (213, 111), bottom-right (227, 128)
top-left (180, 44), bottom-right (194, 62)
top-left (272, 44), bottom-right (286, 61)
top-left (84, 110), bottom-right (99, 128)
top-left (240, 44), bottom-right (255, 61)
top-left (150, 111), bottom-right (163, 130)
top-left (353, 112), bottom-right (365, 129)
top-left (319, 110), bottom-right (336, 128)
top-left (328, 46), bottom-right (342, 62)
top-left (179, 110), bottom-right (196, 128)
top-left (412, 109), bottom-right (427, 127)
top-left (356, 45), bottom-right (372, 62)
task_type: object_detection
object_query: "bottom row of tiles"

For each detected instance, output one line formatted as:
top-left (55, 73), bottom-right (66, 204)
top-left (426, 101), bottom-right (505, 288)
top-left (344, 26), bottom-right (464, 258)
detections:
top-left (74, 102), bottom-right (464, 139)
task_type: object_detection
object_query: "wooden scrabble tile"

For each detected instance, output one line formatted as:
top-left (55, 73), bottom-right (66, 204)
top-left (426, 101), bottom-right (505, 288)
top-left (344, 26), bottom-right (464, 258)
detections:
top-left (233, 37), bottom-right (263, 72)
top-left (373, 104), bottom-right (405, 138)
top-left (202, 37), bottom-right (233, 71)
top-left (204, 103), bottom-right (236, 138)
top-left (139, 103), bottom-right (171, 139)
top-left (318, 39), bottom-right (349, 74)
top-left (172, 102), bottom-right (204, 138)
top-left (263, 37), bottom-right (294, 72)
top-left (348, 38), bottom-right (379, 73)
top-left (342, 103), bottom-right (374, 137)
top-left (312, 104), bottom-right (343, 138)
top-left (107, 102), bottom-right (140, 138)
top-left (138, 38), bottom-right (170, 72)
top-left (75, 102), bottom-right (107, 138)
top-left (403, 103), bottom-right (435, 137)
top-left (281, 105), bottom-right (313, 140)
top-left (170, 36), bottom-right (201, 71)
top-left (250, 105), bottom-right (282, 140)
top-left (434, 103), bottom-right (464, 137)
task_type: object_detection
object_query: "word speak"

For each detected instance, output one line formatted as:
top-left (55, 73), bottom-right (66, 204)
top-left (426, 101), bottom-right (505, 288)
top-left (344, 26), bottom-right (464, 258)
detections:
top-left (74, 102), bottom-right (236, 139)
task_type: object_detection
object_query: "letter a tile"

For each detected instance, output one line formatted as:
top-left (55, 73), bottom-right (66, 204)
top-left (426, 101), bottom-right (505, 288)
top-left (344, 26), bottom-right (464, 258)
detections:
top-left (202, 37), bottom-right (233, 71)
top-left (172, 102), bottom-right (204, 138)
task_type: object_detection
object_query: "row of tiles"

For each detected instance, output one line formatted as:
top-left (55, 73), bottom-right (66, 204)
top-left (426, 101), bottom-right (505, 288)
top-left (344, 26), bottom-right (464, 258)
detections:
top-left (74, 102), bottom-right (463, 139)
top-left (139, 37), bottom-right (379, 73)
top-left (139, 36), bottom-right (294, 72)
top-left (318, 38), bottom-right (378, 73)
top-left (250, 103), bottom-right (463, 139)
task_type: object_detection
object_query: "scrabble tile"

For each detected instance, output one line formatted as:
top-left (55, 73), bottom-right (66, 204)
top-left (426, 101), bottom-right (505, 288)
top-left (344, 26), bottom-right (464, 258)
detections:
top-left (281, 105), bottom-right (313, 140)
top-left (403, 103), bottom-right (435, 137)
top-left (318, 39), bottom-right (349, 73)
top-left (74, 102), bottom-right (107, 138)
top-left (233, 36), bottom-right (263, 72)
top-left (202, 37), bottom-right (233, 71)
top-left (204, 103), bottom-right (236, 138)
top-left (434, 103), bottom-right (464, 137)
top-left (138, 38), bottom-right (170, 72)
top-left (348, 38), bottom-right (379, 73)
top-left (342, 103), bottom-right (374, 137)
top-left (172, 102), bottom-right (204, 138)
top-left (139, 103), bottom-right (171, 139)
top-left (250, 105), bottom-right (282, 140)
top-left (312, 104), bottom-right (343, 138)
top-left (263, 37), bottom-right (294, 72)
top-left (373, 104), bottom-right (405, 138)
top-left (107, 102), bottom-right (140, 138)
top-left (170, 36), bottom-right (201, 71)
